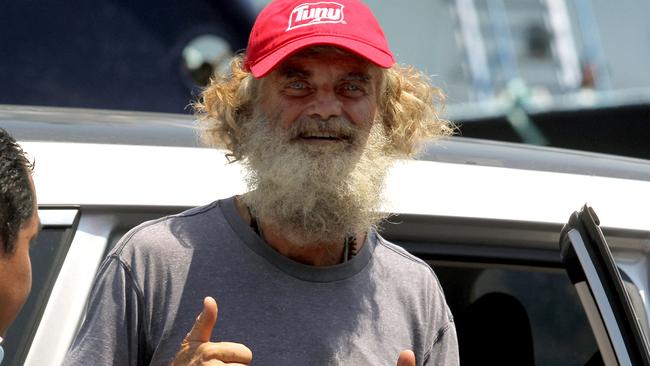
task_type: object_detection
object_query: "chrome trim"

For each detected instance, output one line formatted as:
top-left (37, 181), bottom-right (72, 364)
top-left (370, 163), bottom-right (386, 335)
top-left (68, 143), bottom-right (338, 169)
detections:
top-left (575, 282), bottom-right (619, 365)
top-left (38, 209), bottom-right (78, 226)
top-left (24, 213), bottom-right (116, 366)
top-left (570, 229), bottom-right (631, 366)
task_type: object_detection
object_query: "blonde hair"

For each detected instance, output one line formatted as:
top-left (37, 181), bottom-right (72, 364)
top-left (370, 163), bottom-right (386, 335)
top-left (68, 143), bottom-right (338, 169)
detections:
top-left (379, 64), bottom-right (453, 156)
top-left (194, 53), bottom-right (453, 160)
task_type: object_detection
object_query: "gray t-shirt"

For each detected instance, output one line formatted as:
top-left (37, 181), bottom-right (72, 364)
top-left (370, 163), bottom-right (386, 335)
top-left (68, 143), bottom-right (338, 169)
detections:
top-left (64, 197), bottom-right (458, 365)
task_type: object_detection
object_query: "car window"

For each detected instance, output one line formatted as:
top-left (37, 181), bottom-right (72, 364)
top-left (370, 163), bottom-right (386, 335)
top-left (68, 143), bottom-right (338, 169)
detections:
top-left (431, 262), bottom-right (598, 366)
top-left (3, 227), bottom-right (76, 366)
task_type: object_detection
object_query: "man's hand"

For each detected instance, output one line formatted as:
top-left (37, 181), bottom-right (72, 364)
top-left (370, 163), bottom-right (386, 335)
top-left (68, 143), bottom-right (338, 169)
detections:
top-left (171, 297), bottom-right (252, 366)
top-left (397, 349), bottom-right (416, 366)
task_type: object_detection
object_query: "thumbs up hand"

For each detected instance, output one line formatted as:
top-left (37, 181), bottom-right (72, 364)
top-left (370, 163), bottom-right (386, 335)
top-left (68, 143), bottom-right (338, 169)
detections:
top-left (171, 297), bottom-right (252, 366)
top-left (396, 350), bottom-right (416, 366)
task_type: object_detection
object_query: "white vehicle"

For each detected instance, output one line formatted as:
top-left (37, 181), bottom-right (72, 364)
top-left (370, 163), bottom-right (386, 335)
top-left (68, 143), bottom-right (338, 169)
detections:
top-left (3, 105), bottom-right (650, 366)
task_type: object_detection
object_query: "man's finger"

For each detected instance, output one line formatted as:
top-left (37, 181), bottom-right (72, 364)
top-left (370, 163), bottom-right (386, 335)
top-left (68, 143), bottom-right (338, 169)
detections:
top-left (396, 349), bottom-right (416, 366)
top-left (197, 342), bottom-right (253, 364)
top-left (184, 296), bottom-right (218, 343)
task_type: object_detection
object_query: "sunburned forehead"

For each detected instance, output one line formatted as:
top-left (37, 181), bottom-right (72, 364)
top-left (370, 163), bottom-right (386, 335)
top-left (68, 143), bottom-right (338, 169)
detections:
top-left (291, 46), bottom-right (361, 59)
top-left (272, 47), bottom-right (381, 82)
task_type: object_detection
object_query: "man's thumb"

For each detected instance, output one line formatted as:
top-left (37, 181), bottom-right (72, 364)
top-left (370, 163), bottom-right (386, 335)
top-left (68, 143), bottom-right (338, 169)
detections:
top-left (184, 296), bottom-right (218, 343)
top-left (396, 349), bottom-right (416, 366)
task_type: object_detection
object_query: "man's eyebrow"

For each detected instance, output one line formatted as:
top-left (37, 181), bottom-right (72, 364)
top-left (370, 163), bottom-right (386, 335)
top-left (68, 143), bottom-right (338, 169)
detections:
top-left (342, 72), bottom-right (372, 82)
top-left (278, 66), bottom-right (311, 79)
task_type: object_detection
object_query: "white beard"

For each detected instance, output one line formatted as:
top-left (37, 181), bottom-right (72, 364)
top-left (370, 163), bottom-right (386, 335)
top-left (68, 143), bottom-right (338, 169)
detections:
top-left (239, 111), bottom-right (395, 247)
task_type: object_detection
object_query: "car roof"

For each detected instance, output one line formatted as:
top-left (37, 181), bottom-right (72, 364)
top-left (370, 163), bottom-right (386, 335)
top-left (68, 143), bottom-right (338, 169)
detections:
top-left (1, 105), bottom-right (200, 147)
top-left (5, 104), bottom-right (650, 181)
top-left (5, 105), bottom-right (650, 231)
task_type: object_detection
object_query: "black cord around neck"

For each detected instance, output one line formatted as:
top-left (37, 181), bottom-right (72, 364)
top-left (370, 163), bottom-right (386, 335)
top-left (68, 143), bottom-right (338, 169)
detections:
top-left (247, 206), bottom-right (356, 263)
top-left (343, 235), bottom-right (357, 262)
top-left (249, 212), bottom-right (261, 236)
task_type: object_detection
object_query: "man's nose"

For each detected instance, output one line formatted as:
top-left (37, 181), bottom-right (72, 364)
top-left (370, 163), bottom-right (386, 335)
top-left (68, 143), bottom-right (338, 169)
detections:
top-left (308, 90), bottom-right (342, 120)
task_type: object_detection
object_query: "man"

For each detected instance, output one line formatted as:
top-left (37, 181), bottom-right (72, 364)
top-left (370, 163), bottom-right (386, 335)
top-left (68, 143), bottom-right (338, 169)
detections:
top-left (65, 0), bottom-right (458, 365)
top-left (0, 128), bottom-right (40, 364)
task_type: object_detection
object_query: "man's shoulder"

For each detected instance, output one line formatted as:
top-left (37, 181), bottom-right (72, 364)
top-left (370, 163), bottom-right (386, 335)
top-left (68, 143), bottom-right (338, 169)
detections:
top-left (372, 233), bottom-right (445, 294)
top-left (373, 233), bottom-right (431, 272)
top-left (373, 233), bottom-right (454, 323)
top-left (111, 199), bottom-right (227, 259)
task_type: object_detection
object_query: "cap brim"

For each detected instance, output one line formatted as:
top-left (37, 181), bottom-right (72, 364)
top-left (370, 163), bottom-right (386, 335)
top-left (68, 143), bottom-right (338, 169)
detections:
top-left (249, 35), bottom-right (395, 78)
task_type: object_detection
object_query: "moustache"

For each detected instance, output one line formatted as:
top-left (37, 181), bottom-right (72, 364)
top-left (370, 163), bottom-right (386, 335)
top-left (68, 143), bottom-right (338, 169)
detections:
top-left (288, 117), bottom-right (358, 142)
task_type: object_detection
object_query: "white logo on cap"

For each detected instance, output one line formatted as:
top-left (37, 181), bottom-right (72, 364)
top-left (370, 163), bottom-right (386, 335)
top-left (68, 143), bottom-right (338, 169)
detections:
top-left (287, 2), bottom-right (346, 31)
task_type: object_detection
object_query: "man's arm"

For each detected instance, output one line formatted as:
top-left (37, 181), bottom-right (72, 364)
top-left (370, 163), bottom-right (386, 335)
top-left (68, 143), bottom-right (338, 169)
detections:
top-left (64, 255), bottom-right (146, 366)
top-left (424, 322), bottom-right (459, 366)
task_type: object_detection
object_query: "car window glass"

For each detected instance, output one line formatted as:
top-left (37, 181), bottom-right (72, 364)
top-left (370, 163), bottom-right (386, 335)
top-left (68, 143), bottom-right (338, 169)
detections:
top-left (432, 262), bottom-right (598, 366)
top-left (3, 227), bottom-right (75, 366)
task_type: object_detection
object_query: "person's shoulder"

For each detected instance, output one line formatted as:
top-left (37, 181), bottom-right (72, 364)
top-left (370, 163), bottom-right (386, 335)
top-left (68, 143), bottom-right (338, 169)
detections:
top-left (111, 199), bottom-right (225, 259)
top-left (373, 233), bottom-right (445, 295)
top-left (374, 233), bottom-right (431, 272)
top-left (373, 233), bottom-right (454, 322)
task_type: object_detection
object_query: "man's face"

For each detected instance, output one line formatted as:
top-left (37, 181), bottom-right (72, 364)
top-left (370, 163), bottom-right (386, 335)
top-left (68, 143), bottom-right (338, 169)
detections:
top-left (239, 48), bottom-right (394, 246)
top-left (258, 48), bottom-right (382, 137)
top-left (0, 175), bottom-right (39, 337)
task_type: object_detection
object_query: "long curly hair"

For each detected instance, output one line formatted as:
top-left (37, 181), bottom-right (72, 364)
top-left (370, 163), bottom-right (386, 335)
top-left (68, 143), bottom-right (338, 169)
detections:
top-left (195, 52), bottom-right (453, 160)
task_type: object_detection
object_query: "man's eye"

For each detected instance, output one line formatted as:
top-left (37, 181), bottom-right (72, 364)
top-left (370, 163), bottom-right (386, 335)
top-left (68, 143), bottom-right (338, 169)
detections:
top-left (339, 82), bottom-right (367, 95)
top-left (284, 80), bottom-right (311, 96)
top-left (287, 81), bottom-right (307, 89)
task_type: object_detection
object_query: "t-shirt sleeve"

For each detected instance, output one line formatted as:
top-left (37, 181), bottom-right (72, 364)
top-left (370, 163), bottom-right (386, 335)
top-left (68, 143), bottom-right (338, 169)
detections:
top-left (424, 321), bottom-right (459, 366)
top-left (63, 255), bottom-right (148, 366)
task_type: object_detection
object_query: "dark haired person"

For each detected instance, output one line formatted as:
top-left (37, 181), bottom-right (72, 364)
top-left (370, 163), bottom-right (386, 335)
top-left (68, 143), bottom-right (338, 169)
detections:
top-left (0, 128), bottom-right (40, 364)
top-left (65, 1), bottom-right (458, 365)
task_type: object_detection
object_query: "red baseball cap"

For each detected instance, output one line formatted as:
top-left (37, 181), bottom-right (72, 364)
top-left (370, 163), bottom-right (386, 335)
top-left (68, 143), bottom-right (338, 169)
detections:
top-left (244, 0), bottom-right (395, 78)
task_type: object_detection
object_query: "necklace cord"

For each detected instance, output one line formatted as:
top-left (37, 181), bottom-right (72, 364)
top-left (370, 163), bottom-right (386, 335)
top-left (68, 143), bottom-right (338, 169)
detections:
top-left (247, 205), bottom-right (357, 263)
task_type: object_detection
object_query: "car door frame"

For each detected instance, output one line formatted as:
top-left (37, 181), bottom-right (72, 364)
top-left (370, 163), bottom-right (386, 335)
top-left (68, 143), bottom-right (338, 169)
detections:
top-left (560, 205), bottom-right (650, 366)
